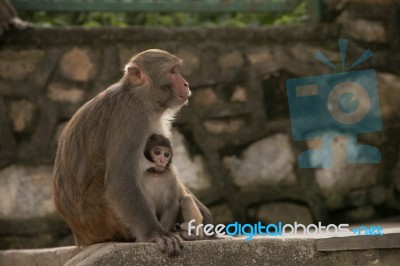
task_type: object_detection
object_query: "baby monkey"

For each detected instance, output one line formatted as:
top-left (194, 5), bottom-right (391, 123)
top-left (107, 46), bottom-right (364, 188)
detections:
top-left (142, 134), bottom-right (204, 239)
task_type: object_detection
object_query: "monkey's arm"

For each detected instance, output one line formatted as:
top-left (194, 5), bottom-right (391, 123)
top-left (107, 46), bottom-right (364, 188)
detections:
top-left (105, 142), bottom-right (164, 238)
top-left (180, 194), bottom-right (203, 224)
top-left (172, 165), bottom-right (212, 225)
top-left (179, 194), bottom-right (204, 240)
top-left (176, 181), bottom-right (204, 225)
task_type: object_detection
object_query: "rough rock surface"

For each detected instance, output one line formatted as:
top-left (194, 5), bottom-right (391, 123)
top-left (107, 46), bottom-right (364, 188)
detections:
top-left (1, 237), bottom-right (400, 266)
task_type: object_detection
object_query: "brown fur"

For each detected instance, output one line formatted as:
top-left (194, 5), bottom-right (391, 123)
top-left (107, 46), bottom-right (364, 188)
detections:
top-left (53, 49), bottom-right (211, 256)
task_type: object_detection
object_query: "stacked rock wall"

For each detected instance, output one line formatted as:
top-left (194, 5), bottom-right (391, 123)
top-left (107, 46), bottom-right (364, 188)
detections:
top-left (0, 0), bottom-right (399, 248)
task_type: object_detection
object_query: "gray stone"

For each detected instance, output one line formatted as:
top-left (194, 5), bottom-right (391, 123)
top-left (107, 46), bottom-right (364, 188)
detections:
top-left (9, 99), bottom-right (37, 133)
top-left (0, 246), bottom-right (79, 266)
top-left (377, 72), bottom-right (400, 120)
top-left (0, 230), bottom-right (71, 249)
top-left (15, 237), bottom-right (397, 266)
top-left (1, 236), bottom-right (400, 266)
top-left (171, 130), bottom-right (211, 192)
top-left (0, 165), bottom-right (55, 219)
top-left (218, 50), bottom-right (243, 70)
top-left (230, 86), bottom-right (247, 102)
top-left (209, 204), bottom-right (234, 225)
top-left (290, 44), bottom-right (340, 65)
top-left (224, 134), bottom-right (296, 188)
top-left (338, 11), bottom-right (387, 43)
top-left (346, 189), bottom-right (368, 207)
top-left (60, 48), bottom-right (94, 82)
top-left (369, 186), bottom-right (387, 205)
top-left (343, 186), bottom-right (389, 207)
top-left (175, 49), bottom-right (200, 76)
top-left (47, 83), bottom-right (85, 103)
top-left (62, 240), bottom-right (317, 266)
top-left (247, 48), bottom-right (274, 65)
top-left (394, 165), bottom-right (400, 193)
top-left (254, 202), bottom-right (314, 225)
top-left (248, 46), bottom-right (286, 75)
top-left (192, 87), bottom-right (220, 106)
top-left (312, 134), bottom-right (380, 208)
top-left (325, 0), bottom-right (348, 11)
top-left (203, 119), bottom-right (245, 134)
top-left (118, 46), bottom-right (139, 69)
top-left (0, 49), bottom-right (44, 80)
top-left (336, 206), bottom-right (376, 222)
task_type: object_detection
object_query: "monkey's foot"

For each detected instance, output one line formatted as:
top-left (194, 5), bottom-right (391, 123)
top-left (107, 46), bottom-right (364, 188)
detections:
top-left (151, 233), bottom-right (183, 257)
top-left (11, 17), bottom-right (32, 30)
top-left (179, 222), bottom-right (204, 241)
top-left (171, 222), bottom-right (180, 232)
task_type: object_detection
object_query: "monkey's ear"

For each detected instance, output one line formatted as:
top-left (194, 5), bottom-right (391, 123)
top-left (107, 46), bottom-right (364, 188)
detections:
top-left (127, 65), bottom-right (146, 85)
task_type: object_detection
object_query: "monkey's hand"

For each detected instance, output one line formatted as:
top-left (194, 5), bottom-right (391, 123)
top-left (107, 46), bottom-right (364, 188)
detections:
top-left (178, 222), bottom-right (204, 241)
top-left (150, 233), bottom-right (183, 256)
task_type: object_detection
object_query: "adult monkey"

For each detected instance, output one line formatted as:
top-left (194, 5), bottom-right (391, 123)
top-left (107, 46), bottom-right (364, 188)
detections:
top-left (53, 49), bottom-right (212, 256)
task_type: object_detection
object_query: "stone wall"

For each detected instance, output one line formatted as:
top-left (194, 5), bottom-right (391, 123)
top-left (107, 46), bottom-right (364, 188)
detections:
top-left (1, 0), bottom-right (400, 249)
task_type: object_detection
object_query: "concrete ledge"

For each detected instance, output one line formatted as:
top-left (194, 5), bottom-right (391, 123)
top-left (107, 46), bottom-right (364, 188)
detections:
top-left (1, 237), bottom-right (400, 266)
top-left (0, 246), bottom-right (79, 266)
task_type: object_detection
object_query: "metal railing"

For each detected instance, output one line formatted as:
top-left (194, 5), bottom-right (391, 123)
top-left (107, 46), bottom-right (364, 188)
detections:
top-left (10, 0), bottom-right (323, 21)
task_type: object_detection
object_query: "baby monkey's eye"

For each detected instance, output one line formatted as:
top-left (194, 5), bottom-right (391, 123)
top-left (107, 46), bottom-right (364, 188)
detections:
top-left (154, 148), bottom-right (161, 155)
top-left (164, 152), bottom-right (170, 158)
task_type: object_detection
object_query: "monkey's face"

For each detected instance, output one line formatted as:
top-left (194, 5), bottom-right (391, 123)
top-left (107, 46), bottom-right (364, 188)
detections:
top-left (158, 63), bottom-right (191, 108)
top-left (151, 146), bottom-right (172, 172)
top-left (167, 64), bottom-right (191, 103)
top-left (125, 49), bottom-right (191, 109)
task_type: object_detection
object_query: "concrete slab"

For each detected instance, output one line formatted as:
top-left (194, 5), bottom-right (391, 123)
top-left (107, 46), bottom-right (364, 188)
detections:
top-left (1, 223), bottom-right (399, 266)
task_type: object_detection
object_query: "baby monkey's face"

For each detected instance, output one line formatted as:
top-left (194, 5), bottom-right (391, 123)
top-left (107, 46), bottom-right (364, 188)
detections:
top-left (151, 146), bottom-right (172, 172)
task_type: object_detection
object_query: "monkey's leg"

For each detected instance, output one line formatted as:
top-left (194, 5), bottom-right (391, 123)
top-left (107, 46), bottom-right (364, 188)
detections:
top-left (182, 185), bottom-right (213, 225)
top-left (61, 175), bottom-right (131, 247)
top-left (180, 195), bottom-right (203, 224)
top-left (159, 201), bottom-right (180, 232)
top-left (178, 195), bottom-right (204, 240)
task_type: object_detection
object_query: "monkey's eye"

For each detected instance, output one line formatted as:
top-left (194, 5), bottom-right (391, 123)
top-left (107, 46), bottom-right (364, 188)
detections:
top-left (154, 148), bottom-right (161, 155)
top-left (164, 152), bottom-right (170, 158)
top-left (170, 67), bottom-right (177, 74)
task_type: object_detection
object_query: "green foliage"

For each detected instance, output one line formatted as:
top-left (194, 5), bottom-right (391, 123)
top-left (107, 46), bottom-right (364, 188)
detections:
top-left (274, 2), bottom-right (307, 25)
top-left (19, 2), bottom-right (307, 28)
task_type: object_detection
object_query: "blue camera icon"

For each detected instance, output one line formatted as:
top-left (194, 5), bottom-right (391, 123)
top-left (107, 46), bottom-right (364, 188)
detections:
top-left (286, 40), bottom-right (382, 168)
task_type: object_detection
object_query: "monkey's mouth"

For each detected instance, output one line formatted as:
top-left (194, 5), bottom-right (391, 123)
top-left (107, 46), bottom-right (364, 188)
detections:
top-left (178, 89), bottom-right (191, 102)
top-left (154, 165), bottom-right (166, 172)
